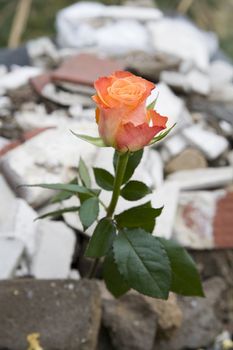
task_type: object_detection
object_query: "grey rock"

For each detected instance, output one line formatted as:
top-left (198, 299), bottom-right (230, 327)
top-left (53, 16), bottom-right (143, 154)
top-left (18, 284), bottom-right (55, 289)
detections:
top-left (102, 293), bottom-right (157, 350)
top-left (144, 293), bottom-right (183, 338)
top-left (122, 51), bottom-right (180, 81)
top-left (0, 238), bottom-right (24, 279)
top-left (155, 277), bottom-right (226, 350)
top-left (31, 220), bottom-right (76, 279)
top-left (0, 46), bottom-right (30, 68)
top-left (227, 150), bottom-right (233, 166)
top-left (187, 95), bottom-right (233, 125)
top-left (165, 148), bottom-right (207, 174)
top-left (0, 279), bottom-right (101, 350)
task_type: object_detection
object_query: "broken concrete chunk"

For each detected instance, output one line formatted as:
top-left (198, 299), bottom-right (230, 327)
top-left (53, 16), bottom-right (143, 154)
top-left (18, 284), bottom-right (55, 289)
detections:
top-left (0, 174), bottom-right (18, 233)
top-left (0, 96), bottom-right (11, 110)
top-left (56, 3), bottom-right (161, 51)
top-left (0, 65), bottom-right (7, 77)
top-left (0, 136), bottom-right (10, 149)
top-left (27, 37), bottom-right (60, 68)
top-left (0, 122), bottom-right (97, 207)
top-left (0, 238), bottom-right (24, 279)
top-left (0, 193), bottom-right (38, 258)
top-left (152, 182), bottom-right (180, 239)
top-left (41, 83), bottom-right (94, 107)
top-left (13, 199), bottom-right (38, 256)
top-left (174, 190), bottom-right (225, 249)
top-left (0, 66), bottom-right (42, 92)
top-left (182, 124), bottom-right (229, 160)
top-left (209, 60), bottom-right (233, 88)
top-left (134, 148), bottom-right (164, 188)
top-left (160, 69), bottom-right (210, 96)
top-left (31, 220), bottom-right (76, 279)
top-left (167, 167), bottom-right (233, 190)
top-left (163, 134), bottom-right (188, 158)
top-left (147, 17), bottom-right (215, 71)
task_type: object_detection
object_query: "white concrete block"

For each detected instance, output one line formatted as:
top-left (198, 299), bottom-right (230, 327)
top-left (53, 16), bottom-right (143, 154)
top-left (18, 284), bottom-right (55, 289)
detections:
top-left (31, 220), bottom-right (76, 279)
top-left (152, 182), bottom-right (180, 239)
top-left (167, 167), bottom-right (233, 190)
top-left (0, 238), bottom-right (24, 279)
top-left (183, 124), bottom-right (229, 160)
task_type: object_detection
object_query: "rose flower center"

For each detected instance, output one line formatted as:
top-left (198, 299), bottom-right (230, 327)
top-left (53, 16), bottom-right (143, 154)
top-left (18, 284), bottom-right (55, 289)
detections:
top-left (108, 79), bottom-right (146, 105)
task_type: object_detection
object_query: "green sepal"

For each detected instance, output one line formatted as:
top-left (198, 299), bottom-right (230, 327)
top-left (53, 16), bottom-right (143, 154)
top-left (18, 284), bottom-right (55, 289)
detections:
top-left (158, 238), bottom-right (204, 297)
top-left (121, 180), bottom-right (152, 201)
top-left (150, 124), bottom-right (176, 145)
top-left (85, 218), bottom-right (116, 258)
top-left (146, 94), bottom-right (159, 110)
top-left (71, 130), bottom-right (107, 147)
top-left (113, 228), bottom-right (171, 299)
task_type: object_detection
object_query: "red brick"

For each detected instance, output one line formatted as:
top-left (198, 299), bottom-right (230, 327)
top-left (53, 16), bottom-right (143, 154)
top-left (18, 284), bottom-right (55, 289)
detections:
top-left (51, 53), bottom-right (126, 86)
top-left (213, 192), bottom-right (233, 248)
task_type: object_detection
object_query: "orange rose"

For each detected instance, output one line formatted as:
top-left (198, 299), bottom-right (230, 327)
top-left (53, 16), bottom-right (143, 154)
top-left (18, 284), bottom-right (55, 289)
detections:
top-left (92, 71), bottom-right (168, 152)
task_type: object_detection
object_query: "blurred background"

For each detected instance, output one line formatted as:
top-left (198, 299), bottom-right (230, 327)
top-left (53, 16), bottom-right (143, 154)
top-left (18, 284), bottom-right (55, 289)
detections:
top-left (0, 0), bottom-right (233, 58)
top-left (0, 1), bottom-right (233, 350)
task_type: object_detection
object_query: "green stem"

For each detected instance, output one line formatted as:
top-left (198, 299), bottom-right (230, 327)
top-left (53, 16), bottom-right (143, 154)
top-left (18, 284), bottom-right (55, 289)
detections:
top-left (106, 152), bottom-right (129, 218)
top-left (87, 151), bottom-right (129, 279)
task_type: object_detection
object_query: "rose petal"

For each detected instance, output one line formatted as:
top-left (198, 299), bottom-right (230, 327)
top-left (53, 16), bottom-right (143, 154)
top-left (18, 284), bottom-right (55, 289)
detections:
top-left (148, 110), bottom-right (168, 128)
top-left (94, 76), bottom-right (117, 108)
top-left (116, 121), bottom-right (166, 152)
top-left (113, 71), bottom-right (134, 79)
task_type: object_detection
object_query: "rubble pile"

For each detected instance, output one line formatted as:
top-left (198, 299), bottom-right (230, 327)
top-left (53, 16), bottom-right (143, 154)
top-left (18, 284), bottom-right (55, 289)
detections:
top-left (0, 2), bottom-right (232, 349)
